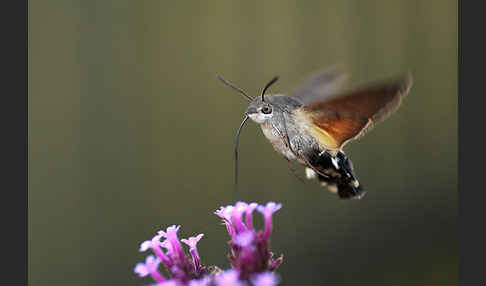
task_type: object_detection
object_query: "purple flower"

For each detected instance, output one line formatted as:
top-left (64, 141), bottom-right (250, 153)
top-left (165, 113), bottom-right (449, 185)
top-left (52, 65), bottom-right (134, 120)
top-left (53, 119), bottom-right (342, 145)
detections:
top-left (140, 233), bottom-right (172, 267)
top-left (134, 255), bottom-right (166, 283)
top-left (214, 270), bottom-right (246, 286)
top-left (181, 234), bottom-right (204, 251)
top-left (257, 202), bottom-right (282, 240)
top-left (159, 225), bottom-right (185, 262)
top-left (139, 234), bottom-right (162, 252)
top-left (160, 239), bottom-right (173, 252)
top-left (234, 231), bottom-right (255, 248)
top-left (181, 234), bottom-right (205, 276)
top-left (251, 272), bottom-right (279, 286)
top-left (245, 203), bottom-right (258, 230)
top-left (215, 205), bottom-right (236, 238)
top-left (214, 206), bottom-right (234, 222)
top-left (231, 202), bottom-right (249, 233)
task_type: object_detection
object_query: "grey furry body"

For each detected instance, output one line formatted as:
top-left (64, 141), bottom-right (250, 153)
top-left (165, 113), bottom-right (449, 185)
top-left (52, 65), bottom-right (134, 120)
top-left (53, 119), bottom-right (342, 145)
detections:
top-left (245, 93), bottom-right (364, 199)
top-left (249, 94), bottom-right (321, 165)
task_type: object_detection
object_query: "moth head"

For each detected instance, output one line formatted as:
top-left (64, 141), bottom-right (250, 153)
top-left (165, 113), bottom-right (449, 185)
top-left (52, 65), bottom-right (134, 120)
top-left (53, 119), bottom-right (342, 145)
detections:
top-left (245, 76), bottom-right (279, 123)
top-left (245, 98), bottom-right (274, 123)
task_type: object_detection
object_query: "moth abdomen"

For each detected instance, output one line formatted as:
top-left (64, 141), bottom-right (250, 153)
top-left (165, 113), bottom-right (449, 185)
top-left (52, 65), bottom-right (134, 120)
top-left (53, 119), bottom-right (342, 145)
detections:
top-left (305, 150), bottom-right (366, 200)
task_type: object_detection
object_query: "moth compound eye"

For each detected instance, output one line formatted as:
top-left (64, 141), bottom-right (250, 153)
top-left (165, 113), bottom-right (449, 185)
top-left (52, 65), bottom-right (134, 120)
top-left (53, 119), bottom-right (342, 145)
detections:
top-left (261, 105), bottom-right (272, 114)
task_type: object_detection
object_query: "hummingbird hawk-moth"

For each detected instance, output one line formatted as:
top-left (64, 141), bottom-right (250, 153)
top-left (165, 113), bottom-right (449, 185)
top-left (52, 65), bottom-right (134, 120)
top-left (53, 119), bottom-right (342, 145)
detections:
top-left (217, 67), bottom-right (412, 200)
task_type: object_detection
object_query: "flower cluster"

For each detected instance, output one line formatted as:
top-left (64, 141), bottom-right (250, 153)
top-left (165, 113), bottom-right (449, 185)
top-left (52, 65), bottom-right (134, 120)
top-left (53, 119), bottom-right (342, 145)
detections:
top-left (214, 202), bottom-right (283, 280)
top-left (134, 201), bottom-right (283, 286)
top-left (135, 225), bottom-right (206, 284)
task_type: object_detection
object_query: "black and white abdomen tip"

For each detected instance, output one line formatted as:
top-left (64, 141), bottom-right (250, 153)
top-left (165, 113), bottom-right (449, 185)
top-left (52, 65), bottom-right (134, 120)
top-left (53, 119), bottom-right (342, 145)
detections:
top-left (304, 151), bottom-right (366, 200)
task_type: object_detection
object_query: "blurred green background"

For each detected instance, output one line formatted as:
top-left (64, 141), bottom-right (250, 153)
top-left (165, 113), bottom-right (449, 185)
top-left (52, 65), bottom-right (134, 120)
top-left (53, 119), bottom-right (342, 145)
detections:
top-left (28, 0), bottom-right (457, 285)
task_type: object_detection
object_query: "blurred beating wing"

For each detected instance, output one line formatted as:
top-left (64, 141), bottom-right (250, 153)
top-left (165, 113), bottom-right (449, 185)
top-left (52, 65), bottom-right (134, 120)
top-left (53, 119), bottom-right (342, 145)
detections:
top-left (293, 73), bottom-right (413, 150)
top-left (290, 67), bottom-right (349, 105)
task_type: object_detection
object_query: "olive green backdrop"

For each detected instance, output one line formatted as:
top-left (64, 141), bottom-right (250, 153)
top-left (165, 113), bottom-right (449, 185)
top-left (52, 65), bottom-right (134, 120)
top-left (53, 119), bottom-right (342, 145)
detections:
top-left (29, 1), bottom-right (457, 285)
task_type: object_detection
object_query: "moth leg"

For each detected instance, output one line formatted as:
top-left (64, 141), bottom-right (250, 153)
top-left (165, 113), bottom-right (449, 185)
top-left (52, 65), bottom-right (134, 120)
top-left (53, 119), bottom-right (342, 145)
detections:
top-left (304, 163), bottom-right (338, 191)
top-left (304, 167), bottom-right (338, 191)
top-left (283, 157), bottom-right (306, 184)
top-left (302, 156), bottom-right (344, 195)
top-left (277, 114), bottom-right (299, 158)
top-left (277, 113), bottom-right (308, 185)
top-left (305, 167), bottom-right (317, 179)
top-left (301, 155), bottom-right (331, 179)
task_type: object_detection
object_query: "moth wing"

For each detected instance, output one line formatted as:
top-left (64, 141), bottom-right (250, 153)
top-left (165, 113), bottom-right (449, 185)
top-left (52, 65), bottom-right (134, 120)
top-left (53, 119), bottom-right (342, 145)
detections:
top-left (289, 66), bottom-right (349, 105)
top-left (294, 74), bottom-right (413, 150)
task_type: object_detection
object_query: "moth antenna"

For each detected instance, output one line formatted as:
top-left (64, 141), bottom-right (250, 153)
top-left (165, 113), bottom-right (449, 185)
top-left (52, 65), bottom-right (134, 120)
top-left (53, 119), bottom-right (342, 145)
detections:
top-left (234, 115), bottom-right (250, 203)
top-left (261, 76), bottom-right (279, 102)
top-left (217, 75), bottom-right (253, 102)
